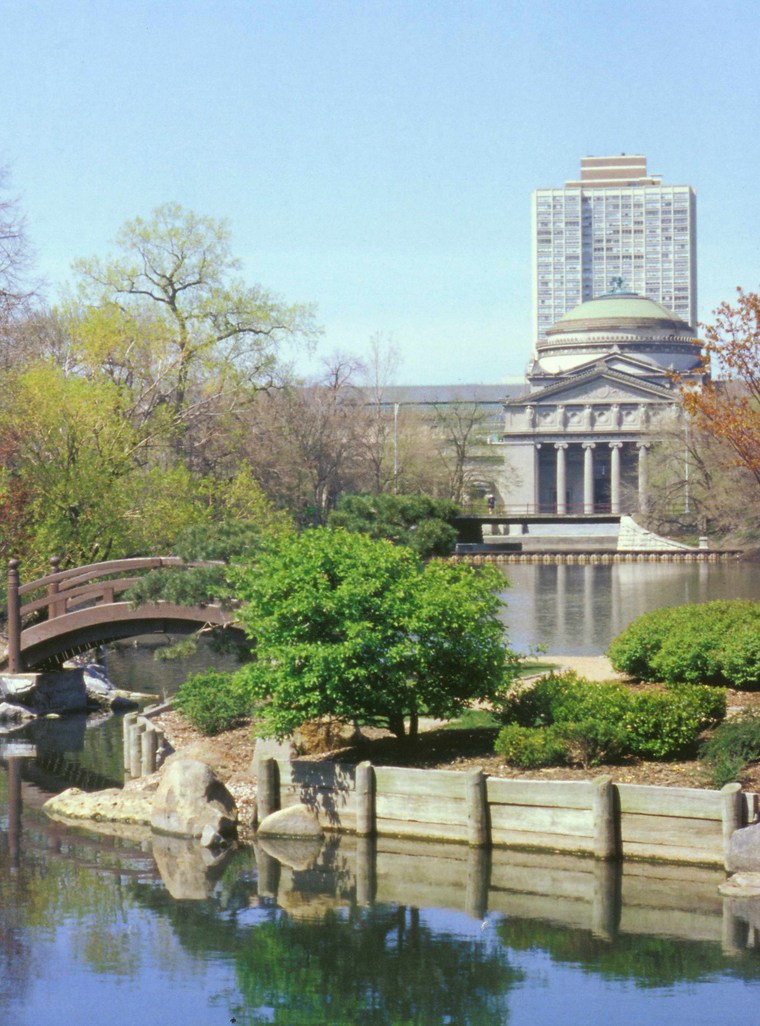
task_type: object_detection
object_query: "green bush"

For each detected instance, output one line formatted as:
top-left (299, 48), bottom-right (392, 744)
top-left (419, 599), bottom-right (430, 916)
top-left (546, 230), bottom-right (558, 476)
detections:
top-left (175, 669), bottom-right (253, 736)
top-left (700, 712), bottom-right (760, 787)
top-left (622, 685), bottom-right (726, 759)
top-left (494, 724), bottom-right (568, 768)
top-left (608, 601), bottom-right (760, 688)
top-left (495, 671), bottom-right (726, 768)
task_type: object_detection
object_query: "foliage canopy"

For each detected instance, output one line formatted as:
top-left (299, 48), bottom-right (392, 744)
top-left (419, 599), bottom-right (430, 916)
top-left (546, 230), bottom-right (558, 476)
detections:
top-left (681, 289), bottom-right (760, 486)
top-left (231, 527), bottom-right (515, 740)
top-left (327, 492), bottom-right (461, 557)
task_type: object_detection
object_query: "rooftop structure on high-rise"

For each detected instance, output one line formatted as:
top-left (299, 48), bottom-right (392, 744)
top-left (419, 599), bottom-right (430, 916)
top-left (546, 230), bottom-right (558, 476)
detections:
top-left (532, 155), bottom-right (697, 345)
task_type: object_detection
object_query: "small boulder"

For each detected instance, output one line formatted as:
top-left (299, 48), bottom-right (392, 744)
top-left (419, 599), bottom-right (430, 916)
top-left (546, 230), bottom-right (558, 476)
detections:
top-left (200, 823), bottom-right (227, 850)
top-left (727, 823), bottom-right (760, 872)
top-left (257, 804), bottom-right (323, 839)
top-left (719, 872), bottom-right (760, 897)
top-left (0, 701), bottom-right (36, 722)
top-left (151, 757), bottom-right (238, 839)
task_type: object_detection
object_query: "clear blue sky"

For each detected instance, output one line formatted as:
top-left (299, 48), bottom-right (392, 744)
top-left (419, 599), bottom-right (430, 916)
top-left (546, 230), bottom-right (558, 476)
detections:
top-left (3, 0), bottom-right (759, 383)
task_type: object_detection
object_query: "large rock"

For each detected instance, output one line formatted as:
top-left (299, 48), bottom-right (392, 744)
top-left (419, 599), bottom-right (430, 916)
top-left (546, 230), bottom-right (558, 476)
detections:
top-left (0, 670), bottom-right (89, 713)
top-left (151, 757), bottom-right (238, 839)
top-left (151, 833), bottom-right (232, 899)
top-left (727, 823), bottom-right (760, 872)
top-left (0, 668), bottom-right (144, 715)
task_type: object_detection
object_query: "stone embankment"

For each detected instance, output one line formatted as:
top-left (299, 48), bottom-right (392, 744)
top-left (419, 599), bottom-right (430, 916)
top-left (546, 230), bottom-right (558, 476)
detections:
top-left (0, 663), bottom-right (143, 725)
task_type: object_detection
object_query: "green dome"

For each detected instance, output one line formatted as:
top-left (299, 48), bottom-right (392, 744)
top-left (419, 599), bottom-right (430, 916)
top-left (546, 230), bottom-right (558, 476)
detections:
top-left (551, 291), bottom-right (690, 332)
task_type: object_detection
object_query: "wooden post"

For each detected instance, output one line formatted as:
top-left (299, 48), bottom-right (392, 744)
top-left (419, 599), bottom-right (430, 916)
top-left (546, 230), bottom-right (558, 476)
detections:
top-left (465, 769), bottom-right (489, 848)
top-left (141, 725), bottom-right (158, 776)
top-left (48, 556), bottom-right (61, 619)
top-left (722, 782), bottom-right (744, 869)
top-left (465, 845), bottom-right (490, 920)
top-left (722, 900), bottom-right (746, 955)
top-left (591, 859), bottom-right (621, 940)
top-left (129, 720), bottom-right (146, 778)
top-left (122, 711), bottom-right (138, 772)
top-left (7, 757), bottom-right (22, 870)
top-left (255, 843), bottom-right (280, 899)
top-left (592, 776), bottom-right (618, 860)
top-left (355, 835), bottom-right (377, 906)
top-left (356, 761), bottom-right (376, 837)
top-left (7, 559), bottom-right (21, 673)
top-left (257, 756), bottom-right (280, 822)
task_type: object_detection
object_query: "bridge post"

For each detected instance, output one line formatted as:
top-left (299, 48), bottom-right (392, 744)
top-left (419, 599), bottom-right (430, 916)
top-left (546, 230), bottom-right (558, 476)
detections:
top-left (7, 560), bottom-right (22, 673)
top-left (48, 556), bottom-right (62, 619)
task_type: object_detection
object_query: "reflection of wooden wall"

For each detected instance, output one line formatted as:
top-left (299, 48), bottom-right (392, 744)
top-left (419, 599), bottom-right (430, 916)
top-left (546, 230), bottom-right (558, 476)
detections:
top-left (262, 755), bottom-right (755, 868)
top-left (257, 834), bottom-right (745, 950)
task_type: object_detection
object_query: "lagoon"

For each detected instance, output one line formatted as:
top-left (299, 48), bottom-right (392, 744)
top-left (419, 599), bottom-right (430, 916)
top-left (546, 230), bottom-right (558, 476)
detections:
top-left (500, 560), bottom-right (760, 655)
top-left (3, 559), bottom-right (760, 1024)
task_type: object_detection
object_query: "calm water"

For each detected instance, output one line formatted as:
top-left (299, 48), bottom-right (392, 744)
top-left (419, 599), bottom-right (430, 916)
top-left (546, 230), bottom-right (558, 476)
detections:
top-left (2, 787), bottom-right (760, 1026)
top-left (3, 563), bottom-right (760, 1024)
top-left (500, 561), bottom-right (760, 656)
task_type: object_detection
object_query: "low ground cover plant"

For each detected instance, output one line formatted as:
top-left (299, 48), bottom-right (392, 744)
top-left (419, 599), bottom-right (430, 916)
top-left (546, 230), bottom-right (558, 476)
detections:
top-left (494, 671), bottom-right (726, 769)
top-left (700, 712), bottom-right (760, 787)
top-left (608, 600), bottom-right (760, 688)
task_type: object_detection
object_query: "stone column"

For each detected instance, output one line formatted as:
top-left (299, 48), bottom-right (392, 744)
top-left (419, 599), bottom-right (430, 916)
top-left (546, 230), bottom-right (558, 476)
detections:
top-left (583, 443), bottom-right (595, 515)
top-left (637, 443), bottom-right (650, 514)
top-left (609, 443), bottom-right (622, 515)
top-left (533, 443), bottom-right (542, 514)
top-left (555, 443), bottom-right (568, 515)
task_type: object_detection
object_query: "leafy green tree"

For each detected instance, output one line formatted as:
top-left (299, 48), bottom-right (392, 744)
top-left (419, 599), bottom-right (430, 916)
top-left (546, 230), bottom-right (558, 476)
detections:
top-left (231, 528), bottom-right (515, 741)
top-left (328, 492), bottom-right (461, 557)
top-left (70, 202), bottom-right (318, 466)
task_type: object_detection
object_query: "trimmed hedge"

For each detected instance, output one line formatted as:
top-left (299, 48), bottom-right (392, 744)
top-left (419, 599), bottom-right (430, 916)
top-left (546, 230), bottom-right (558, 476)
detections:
top-left (608, 600), bottom-right (760, 688)
top-left (495, 671), bottom-right (726, 769)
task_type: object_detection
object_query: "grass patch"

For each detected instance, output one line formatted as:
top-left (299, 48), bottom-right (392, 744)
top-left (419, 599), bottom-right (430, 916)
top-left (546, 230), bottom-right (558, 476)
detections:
top-left (443, 708), bottom-right (501, 730)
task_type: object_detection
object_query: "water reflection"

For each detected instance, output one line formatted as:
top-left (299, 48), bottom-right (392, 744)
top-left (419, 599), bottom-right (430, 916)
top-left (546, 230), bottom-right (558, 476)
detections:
top-left (3, 783), bottom-right (760, 1026)
top-left (501, 561), bottom-right (760, 655)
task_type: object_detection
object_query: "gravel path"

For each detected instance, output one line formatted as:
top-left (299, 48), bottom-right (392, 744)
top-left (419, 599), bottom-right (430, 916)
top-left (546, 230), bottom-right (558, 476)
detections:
top-left (539, 654), bottom-right (626, 681)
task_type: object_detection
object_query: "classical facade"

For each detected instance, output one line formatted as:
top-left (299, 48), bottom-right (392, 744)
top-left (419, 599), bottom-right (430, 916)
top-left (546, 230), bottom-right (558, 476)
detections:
top-left (499, 284), bottom-right (704, 515)
top-left (533, 155), bottom-right (697, 343)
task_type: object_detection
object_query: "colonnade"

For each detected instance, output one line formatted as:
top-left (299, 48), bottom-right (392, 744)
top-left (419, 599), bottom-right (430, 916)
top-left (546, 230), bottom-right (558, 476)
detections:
top-left (542, 440), bottom-right (650, 515)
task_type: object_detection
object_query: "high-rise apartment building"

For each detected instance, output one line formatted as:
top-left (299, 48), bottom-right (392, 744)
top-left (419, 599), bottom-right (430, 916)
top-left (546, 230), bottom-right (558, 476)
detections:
top-left (532, 155), bottom-right (697, 342)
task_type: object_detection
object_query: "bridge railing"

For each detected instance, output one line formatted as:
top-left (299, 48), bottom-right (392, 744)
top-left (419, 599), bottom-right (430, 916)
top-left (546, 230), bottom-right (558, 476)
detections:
top-left (6, 556), bottom-right (195, 672)
top-left (458, 503), bottom-right (621, 517)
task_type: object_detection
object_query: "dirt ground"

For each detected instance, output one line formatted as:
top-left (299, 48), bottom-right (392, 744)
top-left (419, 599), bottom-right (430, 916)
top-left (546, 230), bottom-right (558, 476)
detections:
top-left (154, 654), bottom-right (760, 806)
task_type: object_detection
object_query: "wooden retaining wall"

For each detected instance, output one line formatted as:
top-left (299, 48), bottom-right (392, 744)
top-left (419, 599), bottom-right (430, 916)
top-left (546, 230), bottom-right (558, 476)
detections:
top-left (256, 835), bottom-right (752, 952)
top-left (258, 754), bottom-right (755, 868)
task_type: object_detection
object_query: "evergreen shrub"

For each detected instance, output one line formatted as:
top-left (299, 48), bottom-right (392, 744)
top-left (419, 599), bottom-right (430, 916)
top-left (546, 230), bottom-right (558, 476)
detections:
top-left (608, 600), bottom-right (760, 688)
top-left (700, 712), bottom-right (760, 787)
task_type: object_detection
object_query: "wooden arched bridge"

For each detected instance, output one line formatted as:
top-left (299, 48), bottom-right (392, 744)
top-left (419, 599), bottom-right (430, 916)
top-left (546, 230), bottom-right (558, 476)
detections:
top-left (3, 557), bottom-right (235, 672)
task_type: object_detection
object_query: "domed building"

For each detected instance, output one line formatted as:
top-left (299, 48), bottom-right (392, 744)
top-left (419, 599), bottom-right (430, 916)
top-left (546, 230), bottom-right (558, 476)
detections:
top-left (500, 281), bottom-right (704, 515)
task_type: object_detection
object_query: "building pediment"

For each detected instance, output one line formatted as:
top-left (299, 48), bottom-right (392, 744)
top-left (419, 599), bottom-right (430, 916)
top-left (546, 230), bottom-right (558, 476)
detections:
top-left (507, 367), bottom-right (675, 407)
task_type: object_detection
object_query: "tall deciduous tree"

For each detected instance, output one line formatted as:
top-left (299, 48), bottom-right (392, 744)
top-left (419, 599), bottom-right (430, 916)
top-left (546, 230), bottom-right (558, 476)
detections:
top-left (71, 203), bottom-right (319, 464)
top-left (681, 289), bottom-right (760, 486)
top-left (0, 166), bottom-right (34, 325)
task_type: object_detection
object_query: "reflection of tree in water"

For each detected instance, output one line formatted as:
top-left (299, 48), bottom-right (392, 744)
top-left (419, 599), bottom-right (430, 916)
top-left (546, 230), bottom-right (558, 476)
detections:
top-left (498, 917), bottom-right (760, 988)
top-left (234, 904), bottom-right (520, 1026)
